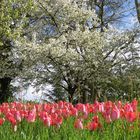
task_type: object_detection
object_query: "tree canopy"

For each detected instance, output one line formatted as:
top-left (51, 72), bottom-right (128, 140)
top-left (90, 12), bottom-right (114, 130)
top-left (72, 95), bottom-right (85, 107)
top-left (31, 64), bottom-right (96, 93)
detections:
top-left (0, 0), bottom-right (140, 103)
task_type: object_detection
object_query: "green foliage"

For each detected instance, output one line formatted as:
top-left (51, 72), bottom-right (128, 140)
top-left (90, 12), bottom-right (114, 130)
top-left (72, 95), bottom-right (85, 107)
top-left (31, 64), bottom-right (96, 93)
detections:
top-left (0, 0), bottom-right (37, 102)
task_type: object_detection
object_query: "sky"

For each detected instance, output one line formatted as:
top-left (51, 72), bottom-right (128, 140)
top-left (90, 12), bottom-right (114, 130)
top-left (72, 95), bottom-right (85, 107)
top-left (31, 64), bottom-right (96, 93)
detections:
top-left (110, 0), bottom-right (139, 30)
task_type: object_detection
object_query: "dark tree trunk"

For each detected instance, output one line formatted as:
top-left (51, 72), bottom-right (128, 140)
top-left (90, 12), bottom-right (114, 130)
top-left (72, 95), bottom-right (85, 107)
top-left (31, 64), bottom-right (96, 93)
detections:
top-left (68, 86), bottom-right (77, 103)
top-left (88, 82), bottom-right (98, 103)
top-left (0, 77), bottom-right (12, 103)
top-left (135, 0), bottom-right (140, 23)
top-left (81, 91), bottom-right (87, 104)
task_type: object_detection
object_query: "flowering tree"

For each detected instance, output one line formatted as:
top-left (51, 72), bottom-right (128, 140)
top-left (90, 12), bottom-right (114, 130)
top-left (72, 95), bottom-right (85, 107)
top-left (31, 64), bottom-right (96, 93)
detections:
top-left (0, 0), bottom-right (139, 103)
top-left (0, 0), bottom-right (37, 102)
top-left (18, 0), bottom-right (140, 103)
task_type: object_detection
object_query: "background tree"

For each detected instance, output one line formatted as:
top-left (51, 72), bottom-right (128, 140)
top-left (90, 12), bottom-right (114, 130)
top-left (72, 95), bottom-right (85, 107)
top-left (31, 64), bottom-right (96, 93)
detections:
top-left (0, 0), bottom-right (139, 103)
top-left (19, 0), bottom-right (140, 103)
top-left (0, 0), bottom-right (37, 102)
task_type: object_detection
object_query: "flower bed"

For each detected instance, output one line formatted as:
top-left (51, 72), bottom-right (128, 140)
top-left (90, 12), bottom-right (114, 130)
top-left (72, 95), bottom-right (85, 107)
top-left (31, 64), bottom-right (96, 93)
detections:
top-left (0, 99), bottom-right (139, 140)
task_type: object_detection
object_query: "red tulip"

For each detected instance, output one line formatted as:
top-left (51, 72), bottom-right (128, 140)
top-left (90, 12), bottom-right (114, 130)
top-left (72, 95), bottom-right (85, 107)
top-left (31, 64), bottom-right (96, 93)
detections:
top-left (0, 118), bottom-right (4, 125)
top-left (102, 112), bottom-right (112, 123)
top-left (8, 116), bottom-right (17, 126)
top-left (43, 116), bottom-right (52, 127)
top-left (125, 112), bottom-right (137, 122)
top-left (39, 111), bottom-right (48, 120)
top-left (70, 108), bottom-right (78, 117)
top-left (75, 104), bottom-right (87, 113)
top-left (58, 101), bottom-right (64, 108)
top-left (54, 117), bottom-right (63, 127)
top-left (86, 121), bottom-right (98, 131)
top-left (92, 116), bottom-right (99, 123)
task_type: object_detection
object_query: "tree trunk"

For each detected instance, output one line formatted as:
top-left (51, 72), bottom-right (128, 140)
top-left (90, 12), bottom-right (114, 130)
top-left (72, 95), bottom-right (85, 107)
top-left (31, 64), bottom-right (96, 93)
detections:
top-left (0, 77), bottom-right (12, 103)
top-left (82, 91), bottom-right (87, 103)
top-left (68, 85), bottom-right (77, 103)
top-left (89, 82), bottom-right (98, 102)
top-left (135, 0), bottom-right (140, 23)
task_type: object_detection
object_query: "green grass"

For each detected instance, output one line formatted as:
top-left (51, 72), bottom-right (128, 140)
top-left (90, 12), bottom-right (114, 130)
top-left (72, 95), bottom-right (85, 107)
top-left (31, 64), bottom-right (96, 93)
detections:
top-left (0, 117), bottom-right (140, 140)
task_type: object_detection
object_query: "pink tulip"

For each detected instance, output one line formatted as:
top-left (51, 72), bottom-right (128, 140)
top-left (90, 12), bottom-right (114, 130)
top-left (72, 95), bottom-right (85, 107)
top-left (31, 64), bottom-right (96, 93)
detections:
top-left (15, 111), bottom-right (22, 122)
top-left (124, 103), bottom-right (133, 112)
top-left (116, 101), bottom-right (122, 109)
top-left (131, 99), bottom-right (138, 111)
top-left (111, 106), bottom-right (120, 121)
top-left (26, 110), bottom-right (36, 122)
top-left (43, 116), bottom-right (52, 127)
top-left (74, 119), bottom-right (83, 129)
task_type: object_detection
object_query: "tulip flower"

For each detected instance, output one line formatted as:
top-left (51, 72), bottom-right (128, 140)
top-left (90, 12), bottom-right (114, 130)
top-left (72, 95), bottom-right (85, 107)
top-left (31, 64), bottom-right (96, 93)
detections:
top-left (26, 110), bottom-right (36, 122)
top-left (86, 121), bottom-right (98, 131)
top-left (54, 117), bottom-right (63, 127)
top-left (131, 99), bottom-right (138, 111)
top-left (0, 118), bottom-right (4, 125)
top-left (125, 112), bottom-right (137, 122)
top-left (43, 116), bottom-right (52, 127)
top-left (70, 108), bottom-right (78, 117)
top-left (111, 106), bottom-right (120, 121)
top-left (15, 111), bottom-right (22, 122)
top-left (74, 119), bottom-right (83, 129)
top-left (7, 116), bottom-right (17, 126)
